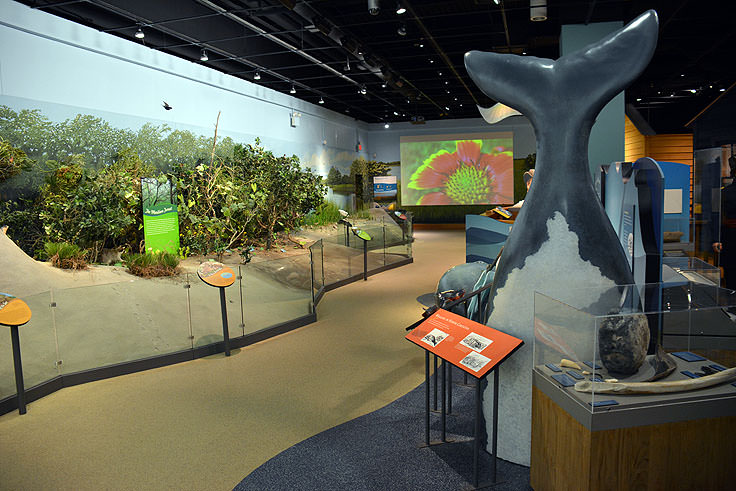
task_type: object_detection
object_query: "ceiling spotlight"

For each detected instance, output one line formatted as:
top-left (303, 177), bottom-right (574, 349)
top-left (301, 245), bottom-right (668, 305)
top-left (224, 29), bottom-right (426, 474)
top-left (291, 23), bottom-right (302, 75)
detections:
top-left (494, 0), bottom-right (501, 4)
top-left (135, 28), bottom-right (145, 39)
top-left (359, 85), bottom-right (367, 95)
top-left (200, 49), bottom-right (208, 61)
top-left (381, 82), bottom-right (387, 88)
top-left (522, 51), bottom-right (527, 55)
top-left (290, 85), bottom-right (296, 94)
top-left (368, 0), bottom-right (380, 16)
top-left (393, 111), bottom-right (399, 115)
top-left (319, 96), bottom-right (324, 104)
top-left (384, 122), bottom-right (390, 129)
top-left (254, 71), bottom-right (261, 80)
top-left (636, 98), bottom-right (642, 102)
top-left (429, 59), bottom-right (434, 64)
top-left (397, 24), bottom-right (407, 36)
top-left (720, 88), bottom-right (726, 92)
top-left (344, 57), bottom-right (351, 71)
top-left (689, 89), bottom-right (697, 93)
top-left (444, 106), bottom-right (450, 111)
top-left (419, 43), bottom-right (424, 48)
top-left (396, 3), bottom-right (406, 14)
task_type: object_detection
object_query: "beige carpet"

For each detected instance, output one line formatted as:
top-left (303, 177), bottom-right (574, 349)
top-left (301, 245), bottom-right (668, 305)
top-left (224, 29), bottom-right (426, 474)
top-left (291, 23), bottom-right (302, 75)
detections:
top-left (0, 229), bottom-right (466, 491)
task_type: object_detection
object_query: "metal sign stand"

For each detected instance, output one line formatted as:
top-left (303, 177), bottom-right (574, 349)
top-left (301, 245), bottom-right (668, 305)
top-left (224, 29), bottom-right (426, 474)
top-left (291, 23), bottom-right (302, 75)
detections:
top-left (422, 350), bottom-right (501, 488)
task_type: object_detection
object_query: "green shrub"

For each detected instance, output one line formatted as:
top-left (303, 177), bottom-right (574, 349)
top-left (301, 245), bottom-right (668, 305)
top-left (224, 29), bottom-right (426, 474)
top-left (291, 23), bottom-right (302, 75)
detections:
top-left (0, 137), bottom-right (33, 184)
top-left (303, 200), bottom-right (342, 227)
top-left (123, 251), bottom-right (180, 277)
top-left (0, 199), bottom-right (44, 256)
top-left (43, 241), bottom-right (88, 269)
top-left (232, 139), bottom-right (325, 248)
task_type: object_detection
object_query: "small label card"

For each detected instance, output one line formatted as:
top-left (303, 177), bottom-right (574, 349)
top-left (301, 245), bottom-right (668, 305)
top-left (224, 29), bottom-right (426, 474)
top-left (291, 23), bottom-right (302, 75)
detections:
top-left (551, 373), bottom-right (576, 387)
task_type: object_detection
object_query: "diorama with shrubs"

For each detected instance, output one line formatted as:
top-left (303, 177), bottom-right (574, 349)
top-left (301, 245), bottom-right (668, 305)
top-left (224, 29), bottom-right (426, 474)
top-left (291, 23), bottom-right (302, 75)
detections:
top-left (0, 107), bottom-right (345, 274)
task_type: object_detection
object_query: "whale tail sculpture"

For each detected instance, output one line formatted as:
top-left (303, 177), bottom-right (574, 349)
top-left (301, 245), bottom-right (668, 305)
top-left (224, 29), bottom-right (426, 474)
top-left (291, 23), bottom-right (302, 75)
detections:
top-left (465, 11), bottom-right (658, 133)
top-left (463, 10), bottom-right (659, 466)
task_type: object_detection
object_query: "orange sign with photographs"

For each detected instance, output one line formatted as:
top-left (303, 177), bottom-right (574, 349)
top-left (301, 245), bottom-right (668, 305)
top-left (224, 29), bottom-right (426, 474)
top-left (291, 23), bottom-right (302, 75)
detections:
top-left (406, 308), bottom-right (523, 378)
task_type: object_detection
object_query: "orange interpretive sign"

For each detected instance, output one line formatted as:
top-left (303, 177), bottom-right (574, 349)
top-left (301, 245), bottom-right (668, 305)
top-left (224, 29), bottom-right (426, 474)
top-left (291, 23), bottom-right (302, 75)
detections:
top-left (0, 295), bottom-right (32, 328)
top-left (406, 308), bottom-right (523, 378)
top-left (197, 261), bottom-right (236, 288)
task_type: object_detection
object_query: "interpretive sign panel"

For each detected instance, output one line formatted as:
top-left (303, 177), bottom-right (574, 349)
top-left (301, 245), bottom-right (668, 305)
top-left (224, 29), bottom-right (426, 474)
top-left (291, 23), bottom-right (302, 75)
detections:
top-left (142, 177), bottom-right (180, 253)
top-left (406, 308), bottom-right (523, 378)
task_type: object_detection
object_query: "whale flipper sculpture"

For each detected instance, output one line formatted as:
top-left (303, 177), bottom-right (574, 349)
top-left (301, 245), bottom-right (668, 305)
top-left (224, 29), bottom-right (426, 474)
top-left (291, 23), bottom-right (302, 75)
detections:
top-left (464, 10), bottom-right (658, 465)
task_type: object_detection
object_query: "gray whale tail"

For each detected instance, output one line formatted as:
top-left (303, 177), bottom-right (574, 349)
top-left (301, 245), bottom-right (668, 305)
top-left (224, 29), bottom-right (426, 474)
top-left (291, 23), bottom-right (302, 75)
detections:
top-left (464, 10), bottom-right (658, 128)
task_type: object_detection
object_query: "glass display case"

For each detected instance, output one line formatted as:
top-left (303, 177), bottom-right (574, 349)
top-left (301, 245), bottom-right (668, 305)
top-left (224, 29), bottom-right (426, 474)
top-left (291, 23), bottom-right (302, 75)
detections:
top-left (662, 256), bottom-right (721, 286)
top-left (533, 282), bottom-right (736, 424)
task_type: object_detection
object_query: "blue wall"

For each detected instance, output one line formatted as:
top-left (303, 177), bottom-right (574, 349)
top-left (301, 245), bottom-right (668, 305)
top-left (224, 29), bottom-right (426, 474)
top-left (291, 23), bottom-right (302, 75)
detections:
top-left (0, 0), bottom-right (369, 178)
top-left (365, 116), bottom-right (536, 163)
top-left (0, 0), bottom-right (537, 186)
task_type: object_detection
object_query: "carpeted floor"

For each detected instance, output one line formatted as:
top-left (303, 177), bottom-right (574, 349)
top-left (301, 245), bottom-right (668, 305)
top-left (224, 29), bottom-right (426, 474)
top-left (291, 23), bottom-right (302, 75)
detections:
top-left (235, 368), bottom-right (531, 491)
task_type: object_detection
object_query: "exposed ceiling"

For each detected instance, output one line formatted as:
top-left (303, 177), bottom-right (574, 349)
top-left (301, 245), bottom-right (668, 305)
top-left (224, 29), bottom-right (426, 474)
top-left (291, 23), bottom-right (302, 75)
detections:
top-left (15, 0), bottom-right (736, 133)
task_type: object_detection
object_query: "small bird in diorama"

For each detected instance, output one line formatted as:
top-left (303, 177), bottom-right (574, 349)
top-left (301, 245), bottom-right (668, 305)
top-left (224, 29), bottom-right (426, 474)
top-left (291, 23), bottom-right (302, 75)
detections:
top-left (162, 101), bottom-right (173, 110)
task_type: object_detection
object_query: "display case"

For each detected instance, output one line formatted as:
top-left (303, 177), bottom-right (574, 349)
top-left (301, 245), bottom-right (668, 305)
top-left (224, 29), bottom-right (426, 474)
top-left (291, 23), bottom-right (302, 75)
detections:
top-left (662, 256), bottom-right (721, 286)
top-left (533, 282), bottom-right (736, 422)
top-left (531, 282), bottom-right (736, 490)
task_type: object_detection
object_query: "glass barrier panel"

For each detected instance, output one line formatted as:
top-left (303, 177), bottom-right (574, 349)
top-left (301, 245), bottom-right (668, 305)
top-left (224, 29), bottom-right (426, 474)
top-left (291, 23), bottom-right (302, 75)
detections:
top-left (243, 254), bottom-right (312, 334)
top-left (52, 277), bottom-right (191, 374)
top-left (0, 291), bottom-right (58, 399)
top-left (308, 239), bottom-right (325, 295)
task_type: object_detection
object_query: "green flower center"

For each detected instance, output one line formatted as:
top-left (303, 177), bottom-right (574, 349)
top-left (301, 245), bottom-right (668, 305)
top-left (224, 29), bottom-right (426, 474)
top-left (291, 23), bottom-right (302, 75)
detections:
top-left (444, 164), bottom-right (493, 204)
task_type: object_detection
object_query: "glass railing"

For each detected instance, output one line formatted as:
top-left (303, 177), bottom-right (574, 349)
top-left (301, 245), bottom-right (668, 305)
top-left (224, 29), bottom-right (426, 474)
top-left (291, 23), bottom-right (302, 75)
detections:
top-left (0, 215), bottom-right (413, 408)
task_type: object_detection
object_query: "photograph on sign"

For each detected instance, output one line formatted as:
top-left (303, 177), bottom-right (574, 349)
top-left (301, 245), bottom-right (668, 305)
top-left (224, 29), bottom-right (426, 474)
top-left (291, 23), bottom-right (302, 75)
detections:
top-left (460, 332), bottom-right (493, 352)
top-left (421, 328), bottom-right (448, 347)
top-left (460, 351), bottom-right (491, 372)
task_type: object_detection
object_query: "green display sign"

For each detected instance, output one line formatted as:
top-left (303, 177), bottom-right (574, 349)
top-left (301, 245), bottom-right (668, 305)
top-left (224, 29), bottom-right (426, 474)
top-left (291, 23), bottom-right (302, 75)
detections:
top-left (141, 178), bottom-right (180, 253)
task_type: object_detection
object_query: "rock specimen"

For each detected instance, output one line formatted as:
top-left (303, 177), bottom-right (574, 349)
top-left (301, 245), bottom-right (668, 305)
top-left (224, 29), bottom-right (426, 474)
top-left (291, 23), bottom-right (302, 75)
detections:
top-left (598, 312), bottom-right (649, 375)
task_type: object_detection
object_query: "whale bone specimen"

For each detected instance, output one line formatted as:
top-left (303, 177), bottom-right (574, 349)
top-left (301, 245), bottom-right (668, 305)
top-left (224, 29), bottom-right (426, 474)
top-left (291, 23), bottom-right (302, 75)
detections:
top-left (575, 367), bottom-right (736, 394)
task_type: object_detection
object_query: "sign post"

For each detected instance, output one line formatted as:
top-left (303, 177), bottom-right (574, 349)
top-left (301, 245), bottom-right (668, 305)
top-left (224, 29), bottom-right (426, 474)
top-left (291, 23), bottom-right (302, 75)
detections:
top-left (197, 262), bottom-right (236, 356)
top-left (0, 293), bottom-right (32, 414)
top-left (406, 308), bottom-right (523, 488)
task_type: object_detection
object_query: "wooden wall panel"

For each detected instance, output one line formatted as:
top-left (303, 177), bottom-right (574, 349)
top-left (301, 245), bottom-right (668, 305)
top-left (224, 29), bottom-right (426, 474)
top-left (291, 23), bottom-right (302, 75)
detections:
top-left (625, 116), bottom-right (646, 162)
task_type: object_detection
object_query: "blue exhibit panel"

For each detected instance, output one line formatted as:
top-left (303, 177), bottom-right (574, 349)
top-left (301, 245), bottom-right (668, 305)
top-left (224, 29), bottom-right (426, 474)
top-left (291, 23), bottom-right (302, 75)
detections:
top-left (465, 214), bottom-right (511, 264)
top-left (659, 161), bottom-right (691, 243)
